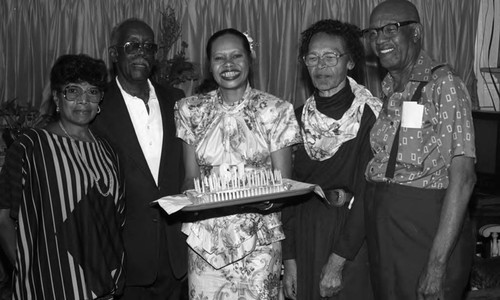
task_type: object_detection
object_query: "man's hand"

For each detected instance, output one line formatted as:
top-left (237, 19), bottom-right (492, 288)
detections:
top-left (319, 253), bottom-right (346, 297)
top-left (283, 259), bottom-right (297, 300)
top-left (416, 156), bottom-right (475, 300)
top-left (417, 261), bottom-right (446, 300)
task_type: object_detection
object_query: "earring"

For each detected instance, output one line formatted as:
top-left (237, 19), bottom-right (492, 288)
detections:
top-left (97, 106), bottom-right (101, 114)
top-left (56, 106), bottom-right (60, 113)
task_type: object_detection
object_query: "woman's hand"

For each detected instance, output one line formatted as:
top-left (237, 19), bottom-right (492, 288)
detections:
top-left (283, 259), bottom-right (297, 300)
top-left (319, 253), bottom-right (346, 297)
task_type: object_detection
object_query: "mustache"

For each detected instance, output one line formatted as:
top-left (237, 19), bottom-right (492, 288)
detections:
top-left (131, 58), bottom-right (151, 67)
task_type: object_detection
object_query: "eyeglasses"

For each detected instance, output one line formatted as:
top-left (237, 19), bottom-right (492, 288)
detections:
top-left (62, 85), bottom-right (103, 103)
top-left (303, 52), bottom-right (349, 67)
top-left (362, 21), bottom-right (418, 41)
top-left (113, 41), bottom-right (158, 55)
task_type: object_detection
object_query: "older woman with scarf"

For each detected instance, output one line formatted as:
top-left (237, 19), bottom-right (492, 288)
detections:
top-left (282, 19), bottom-right (381, 300)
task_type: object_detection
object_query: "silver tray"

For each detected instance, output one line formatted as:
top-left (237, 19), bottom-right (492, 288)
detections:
top-left (182, 185), bottom-right (315, 211)
top-left (152, 179), bottom-right (321, 214)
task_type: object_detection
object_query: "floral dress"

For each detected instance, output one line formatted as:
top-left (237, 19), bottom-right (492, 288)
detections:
top-left (175, 85), bottom-right (301, 300)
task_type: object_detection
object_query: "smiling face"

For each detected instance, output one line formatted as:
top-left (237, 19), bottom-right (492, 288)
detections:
top-left (110, 21), bottom-right (155, 86)
top-left (209, 33), bottom-right (250, 93)
top-left (54, 82), bottom-right (101, 127)
top-left (306, 32), bottom-right (353, 97)
top-left (368, 1), bottom-right (421, 73)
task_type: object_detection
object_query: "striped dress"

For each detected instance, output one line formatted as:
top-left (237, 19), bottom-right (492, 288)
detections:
top-left (0, 128), bottom-right (125, 300)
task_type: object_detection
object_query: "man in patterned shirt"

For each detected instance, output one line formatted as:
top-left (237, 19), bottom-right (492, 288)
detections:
top-left (362, 1), bottom-right (476, 299)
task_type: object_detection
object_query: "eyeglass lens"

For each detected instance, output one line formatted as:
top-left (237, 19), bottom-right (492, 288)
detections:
top-left (123, 42), bottom-right (158, 55)
top-left (64, 86), bottom-right (102, 103)
top-left (364, 21), bottom-right (417, 40)
top-left (304, 53), bottom-right (342, 67)
top-left (366, 24), bottom-right (398, 40)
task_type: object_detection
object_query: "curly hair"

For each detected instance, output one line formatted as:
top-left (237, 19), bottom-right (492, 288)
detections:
top-left (299, 19), bottom-right (365, 84)
top-left (196, 28), bottom-right (254, 94)
top-left (50, 54), bottom-right (108, 92)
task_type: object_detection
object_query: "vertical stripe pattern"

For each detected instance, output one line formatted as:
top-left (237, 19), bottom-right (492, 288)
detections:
top-left (1, 128), bottom-right (125, 300)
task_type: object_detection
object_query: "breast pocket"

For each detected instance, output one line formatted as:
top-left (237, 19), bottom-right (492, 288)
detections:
top-left (399, 121), bottom-right (436, 172)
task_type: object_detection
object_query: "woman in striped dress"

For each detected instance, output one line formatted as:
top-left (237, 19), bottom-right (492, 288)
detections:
top-left (0, 54), bottom-right (125, 300)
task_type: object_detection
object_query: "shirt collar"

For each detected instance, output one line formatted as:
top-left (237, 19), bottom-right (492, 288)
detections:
top-left (381, 50), bottom-right (440, 97)
top-left (115, 77), bottom-right (158, 102)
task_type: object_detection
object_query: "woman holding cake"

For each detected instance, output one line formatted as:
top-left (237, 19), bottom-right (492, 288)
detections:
top-left (174, 28), bottom-right (301, 299)
top-left (282, 20), bottom-right (382, 299)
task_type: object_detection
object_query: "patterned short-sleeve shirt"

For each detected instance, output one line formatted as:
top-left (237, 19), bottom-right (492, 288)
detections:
top-left (366, 50), bottom-right (475, 189)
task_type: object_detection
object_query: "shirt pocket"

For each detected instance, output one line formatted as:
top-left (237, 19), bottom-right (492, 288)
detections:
top-left (398, 121), bottom-right (436, 172)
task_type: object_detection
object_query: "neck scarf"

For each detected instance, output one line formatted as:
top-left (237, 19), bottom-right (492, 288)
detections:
top-left (302, 77), bottom-right (382, 161)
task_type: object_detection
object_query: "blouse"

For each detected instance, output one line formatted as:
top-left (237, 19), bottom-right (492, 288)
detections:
top-left (0, 128), bottom-right (125, 300)
top-left (175, 85), bottom-right (301, 269)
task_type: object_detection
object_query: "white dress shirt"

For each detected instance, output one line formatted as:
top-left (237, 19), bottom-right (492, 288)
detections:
top-left (116, 78), bottom-right (163, 185)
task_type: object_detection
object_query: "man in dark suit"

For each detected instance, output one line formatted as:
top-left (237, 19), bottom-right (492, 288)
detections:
top-left (92, 18), bottom-right (186, 300)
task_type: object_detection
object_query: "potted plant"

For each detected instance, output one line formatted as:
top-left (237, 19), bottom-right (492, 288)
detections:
top-left (0, 97), bottom-right (51, 150)
top-left (154, 6), bottom-right (200, 94)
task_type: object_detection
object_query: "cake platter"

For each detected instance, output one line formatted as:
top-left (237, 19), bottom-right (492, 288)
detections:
top-left (152, 179), bottom-right (324, 214)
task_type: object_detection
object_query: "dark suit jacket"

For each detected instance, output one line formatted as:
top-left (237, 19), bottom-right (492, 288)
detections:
top-left (92, 79), bottom-right (187, 285)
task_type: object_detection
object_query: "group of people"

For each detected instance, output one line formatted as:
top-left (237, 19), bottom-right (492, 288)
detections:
top-left (0, 0), bottom-right (476, 299)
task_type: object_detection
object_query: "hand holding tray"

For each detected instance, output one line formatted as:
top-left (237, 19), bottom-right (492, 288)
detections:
top-left (152, 179), bottom-right (325, 214)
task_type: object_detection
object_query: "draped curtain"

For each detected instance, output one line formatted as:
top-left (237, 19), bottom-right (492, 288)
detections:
top-left (0, 0), bottom-right (479, 110)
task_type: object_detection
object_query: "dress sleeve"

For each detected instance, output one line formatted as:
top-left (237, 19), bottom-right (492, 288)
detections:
top-left (174, 98), bottom-right (196, 145)
top-left (268, 101), bottom-right (301, 152)
top-left (332, 106), bottom-right (376, 260)
top-left (0, 137), bottom-right (27, 219)
top-left (115, 151), bottom-right (126, 229)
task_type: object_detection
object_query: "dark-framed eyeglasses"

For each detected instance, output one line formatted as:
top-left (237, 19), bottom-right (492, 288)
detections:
top-left (62, 85), bottom-right (103, 103)
top-left (362, 21), bottom-right (418, 41)
top-left (303, 52), bottom-right (349, 67)
top-left (113, 41), bottom-right (158, 55)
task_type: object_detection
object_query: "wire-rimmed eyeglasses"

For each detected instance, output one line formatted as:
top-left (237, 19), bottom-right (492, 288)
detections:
top-left (303, 52), bottom-right (349, 67)
top-left (362, 21), bottom-right (418, 41)
top-left (62, 85), bottom-right (103, 103)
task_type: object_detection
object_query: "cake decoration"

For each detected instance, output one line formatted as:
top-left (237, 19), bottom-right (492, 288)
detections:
top-left (186, 168), bottom-right (290, 204)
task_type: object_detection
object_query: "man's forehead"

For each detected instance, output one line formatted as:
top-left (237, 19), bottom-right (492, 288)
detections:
top-left (118, 23), bottom-right (154, 41)
top-left (370, 1), bottom-right (418, 25)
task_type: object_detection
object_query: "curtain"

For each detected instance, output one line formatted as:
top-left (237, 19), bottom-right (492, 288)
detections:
top-left (0, 0), bottom-right (479, 110)
top-left (474, 0), bottom-right (500, 111)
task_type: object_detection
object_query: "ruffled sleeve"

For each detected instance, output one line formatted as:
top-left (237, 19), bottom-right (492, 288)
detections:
top-left (174, 97), bottom-right (197, 145)
top-left (253, 92), bottom-right (301, 152)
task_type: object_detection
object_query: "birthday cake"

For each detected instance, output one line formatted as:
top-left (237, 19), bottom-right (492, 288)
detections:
top-left (185, 168), bottom-right (290, 204)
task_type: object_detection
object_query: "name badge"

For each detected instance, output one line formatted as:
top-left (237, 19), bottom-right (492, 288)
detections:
top-left (401, 101), bottom-right (424, 129)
